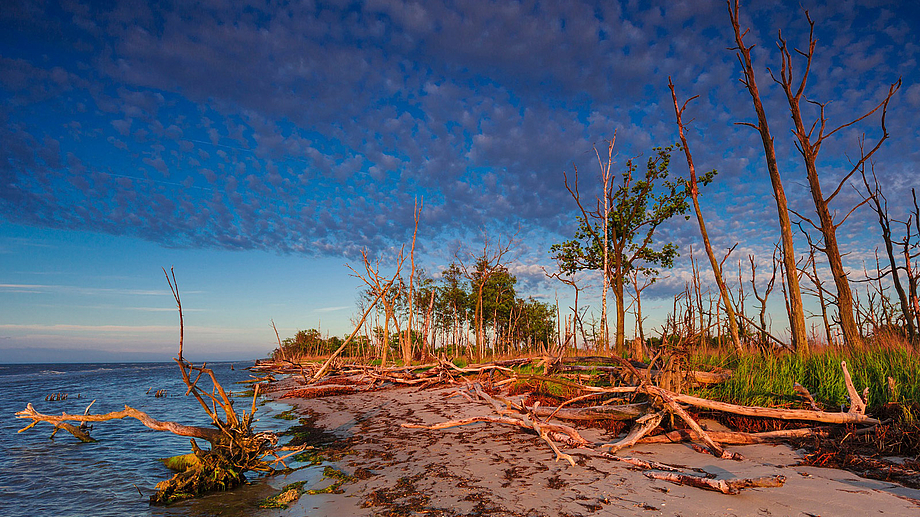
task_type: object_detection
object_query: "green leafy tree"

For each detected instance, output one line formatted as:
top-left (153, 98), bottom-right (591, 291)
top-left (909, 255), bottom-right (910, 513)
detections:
top-left (512, 297), bottom-right (556, 351)
top-left (435, 262), bottom-right (471, 349)
top-left (551, 144), bottom-right (692, 354)
top-left (471, 264), bottom-right (517, 351)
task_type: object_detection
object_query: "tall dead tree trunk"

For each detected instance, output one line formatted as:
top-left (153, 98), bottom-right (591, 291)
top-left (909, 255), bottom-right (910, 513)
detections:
top-left (770, 10), bottom-right (900, 347)
top-left (728, 0), bottom-right (808, 353)
top-left (627, 268), bottom-right (654, 345)
top-left (460, 235), bottom-right (513, 361)
top-left (600, 137), bottom-right (614, 354)
top-left (669, 78), bottom-right (744, 352)
top-left (406, 199), bottom-right (423, 364)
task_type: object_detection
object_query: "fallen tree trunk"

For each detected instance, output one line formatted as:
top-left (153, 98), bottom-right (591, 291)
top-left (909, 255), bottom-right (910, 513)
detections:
top-left (639, 426), bottom-right (832, 445)
top-left (645, 472), bottom-right (787, 494)
top-left (601, 411), bottom-right (665, 453)
top-left (280, 385), bottom-right (360, 399)
top-left (401, 416), bottom-right (591, 448)
top-left (663, 391), bottom-right (879, 425)
top-left (530, 403), bottom-right (647, 421)
top-left (558, 365), bottom-right (732, 385)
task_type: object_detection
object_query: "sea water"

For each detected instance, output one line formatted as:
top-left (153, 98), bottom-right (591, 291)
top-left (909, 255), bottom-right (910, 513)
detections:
top-left (0, 361), bottom-right (315, 517)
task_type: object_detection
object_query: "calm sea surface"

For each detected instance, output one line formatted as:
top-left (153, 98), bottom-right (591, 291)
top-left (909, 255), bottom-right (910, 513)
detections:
top-left (0, 361), bottom-right (320, 517)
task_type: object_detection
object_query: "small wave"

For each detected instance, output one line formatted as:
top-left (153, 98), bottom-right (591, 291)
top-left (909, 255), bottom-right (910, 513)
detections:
top-left (40, 370), bottom-right (66, 375)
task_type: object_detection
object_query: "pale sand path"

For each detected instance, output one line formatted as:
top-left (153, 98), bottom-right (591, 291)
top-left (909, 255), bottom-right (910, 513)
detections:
top-left (261, 383), bottom-right (920, 517)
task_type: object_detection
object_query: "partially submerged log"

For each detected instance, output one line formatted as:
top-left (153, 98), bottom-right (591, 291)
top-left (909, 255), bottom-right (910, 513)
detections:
top-left (15, 269), bottom-right (301, 505)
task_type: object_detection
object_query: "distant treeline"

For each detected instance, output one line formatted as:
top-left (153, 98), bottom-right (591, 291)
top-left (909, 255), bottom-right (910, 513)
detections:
top-left (272, 260), bottom-right (556, 361)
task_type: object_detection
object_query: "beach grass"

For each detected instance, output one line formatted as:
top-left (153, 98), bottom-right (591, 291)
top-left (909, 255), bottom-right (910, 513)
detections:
top-left (689, 340), bottom-right (920, 416)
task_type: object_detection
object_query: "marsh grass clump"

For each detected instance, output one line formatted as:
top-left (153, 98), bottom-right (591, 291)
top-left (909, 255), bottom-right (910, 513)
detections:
top-left (691, 342), bottom-right (920, 411)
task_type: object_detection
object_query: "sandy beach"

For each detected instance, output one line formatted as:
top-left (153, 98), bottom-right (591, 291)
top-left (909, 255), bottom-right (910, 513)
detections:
top-left (255, 379), bottom-right (920, 517)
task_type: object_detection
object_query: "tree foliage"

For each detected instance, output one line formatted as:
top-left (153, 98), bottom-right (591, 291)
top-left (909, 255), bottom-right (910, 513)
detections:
top-left (551, 144), bottom-right (698, 353)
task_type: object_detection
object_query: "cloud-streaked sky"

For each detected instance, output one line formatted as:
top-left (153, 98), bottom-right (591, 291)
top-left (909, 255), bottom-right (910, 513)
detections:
top-left (2, 0), bottom-right (918, 361)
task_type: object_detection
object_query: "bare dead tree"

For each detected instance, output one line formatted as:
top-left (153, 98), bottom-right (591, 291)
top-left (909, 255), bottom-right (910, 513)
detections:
top-left (543, 265), bottom-right (590, 350)
top-left (903, 191), bottom-right (920, 334)
top-left (796, 224), bottom-right (840, 347)
top-left (627, 267), bottom-right (656, 345)
top-left (749, 253), bottom-right (777, 352)
top-left (861, 165), bottom-right (916, 341)
top-left (270, 319), bottom-right (285, 361)
top-left (728, 0), bottom-right (809, 353)
top-left (669, 78), bottom-right (744, 352)
top-left (768, 9), bottom-right (901, 347)
top-left (406, 198), bottom-right (423, 364)
top-left (599, 139), bottom-right (614, 353)
top-left (348, 247), bottom-right (406, 367)
top-left (458, 234), bottom-right (514, 360)
top-left (557, 137), bottom-right (616, 352)
top-left (688, 245), bottom-right (704, 338)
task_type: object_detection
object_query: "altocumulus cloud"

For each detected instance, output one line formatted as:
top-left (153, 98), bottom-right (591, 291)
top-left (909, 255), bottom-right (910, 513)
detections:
top-left (1, 0), bottom-right (917, 265)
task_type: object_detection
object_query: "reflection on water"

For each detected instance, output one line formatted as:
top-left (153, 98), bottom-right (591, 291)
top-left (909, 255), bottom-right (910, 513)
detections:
top-left (0, 362), bottom-right (319, 517)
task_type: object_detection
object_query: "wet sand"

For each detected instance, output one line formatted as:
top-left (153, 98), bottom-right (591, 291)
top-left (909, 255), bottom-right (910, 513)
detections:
top-left (261, 380), bottom-right (920, 516)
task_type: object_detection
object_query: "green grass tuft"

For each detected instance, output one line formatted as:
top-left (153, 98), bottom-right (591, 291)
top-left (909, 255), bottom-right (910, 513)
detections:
top-left (691, 343), bottom-right (920, 411)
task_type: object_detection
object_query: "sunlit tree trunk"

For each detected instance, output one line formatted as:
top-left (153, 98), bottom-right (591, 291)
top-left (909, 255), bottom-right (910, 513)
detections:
top-left (729, 0), bottom-right (808, 353)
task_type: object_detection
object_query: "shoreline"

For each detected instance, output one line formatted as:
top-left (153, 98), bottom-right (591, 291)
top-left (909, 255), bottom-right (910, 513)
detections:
top-left (260, 378), bottom-right (920, 516)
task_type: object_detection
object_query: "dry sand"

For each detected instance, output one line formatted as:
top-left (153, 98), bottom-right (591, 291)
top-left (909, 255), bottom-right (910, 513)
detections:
top-left (260, 382), bottom-right (920, 517)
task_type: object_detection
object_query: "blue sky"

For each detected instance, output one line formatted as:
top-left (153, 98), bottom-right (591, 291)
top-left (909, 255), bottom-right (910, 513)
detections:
top-left (2, 0), bottom-right (918, 362)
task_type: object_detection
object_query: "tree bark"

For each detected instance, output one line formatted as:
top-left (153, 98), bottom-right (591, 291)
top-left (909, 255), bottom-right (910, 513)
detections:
top-left (728, 0), bottom-right (809, 353)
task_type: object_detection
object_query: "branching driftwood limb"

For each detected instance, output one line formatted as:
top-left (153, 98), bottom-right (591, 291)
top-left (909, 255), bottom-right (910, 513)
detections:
top-left (638, 426), bottom-right (832, 445)
top-left (17, 403), bottom-right (225, 443)
top-left (531, 403), bottom-right (647, 421)
top-left (644, 385), bottom-right (742, 460)
top-left (662, 390), bottom-right (878, 424)
top-left (841, 360), bottom-right (867, 415)
top-left (601, 411), bottom-right (665, 452)
top-left (400, 416), bottom-right (591, 449)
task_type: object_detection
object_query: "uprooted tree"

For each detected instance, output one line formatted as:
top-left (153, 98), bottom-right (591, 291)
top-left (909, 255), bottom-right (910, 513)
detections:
top-left (15, 268), bottom-right (301, 505)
